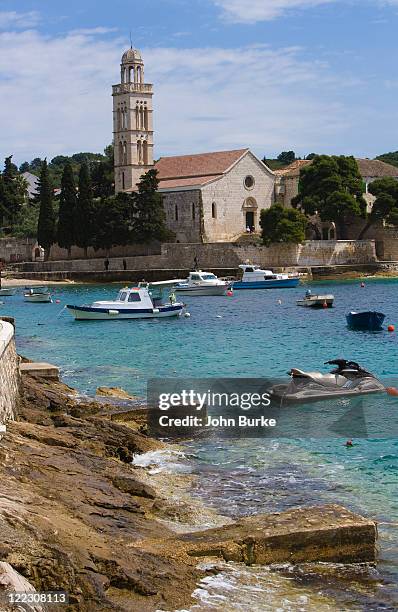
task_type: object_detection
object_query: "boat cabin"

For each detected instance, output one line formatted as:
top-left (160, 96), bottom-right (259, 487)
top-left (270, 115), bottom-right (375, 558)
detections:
top-left (238, 264), bottom-right (278, 281)
top-left (187, 271), bottom-right (219, 283)
top-left (91, 287), bottom-right (157, 310)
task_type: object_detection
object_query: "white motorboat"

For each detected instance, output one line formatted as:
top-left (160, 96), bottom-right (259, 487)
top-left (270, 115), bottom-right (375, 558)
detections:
top-left (24, 288), bottom-right (52, 303)
top-left (0, 287), bottom-right (17, 296)
top-left (66, 285), bottom-right (184, 320)
top-left (233, 265), bottom-right (300, 289)
top-left (297, 292), bottom-right (334, 308)
top-left (24, 285), bottom-right (49, 294)
top-left (173, 271), bottom-right (232, 296)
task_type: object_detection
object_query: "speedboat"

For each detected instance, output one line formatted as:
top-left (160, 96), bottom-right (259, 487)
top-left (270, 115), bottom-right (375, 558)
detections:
top-left (174, 271), bottom-right (231, 296)
top-left (24, 285), bottom-right (49, 293)
top-left (346, 311), bottom-right (385, 331)
top-left (24, 288), bottom-right (52, 303)
top-left (297, 292), bottom-right (334, 308)
top-left (233, 265), bottom-right (300, 289)
top-left (66, 285), bottom-right (184, 320)
top-left (0, 287), bottom-right (17, 296)
top-left (269, 359), bottom-right (385, 403)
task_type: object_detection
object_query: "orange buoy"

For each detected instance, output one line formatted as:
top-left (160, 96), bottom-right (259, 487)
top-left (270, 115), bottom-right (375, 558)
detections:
top-left (55, 299), bottom-right (61, 304)
top-left (323, 300), bottom-right (328, 308)
top-left (388, 325), bottom-right (395, 332)
top-left (345, 439), bottom-right (353, 447)
top-left (227, 290), bottom-right (233, 297)
top-left (386, 386), bottom-right (398, 396)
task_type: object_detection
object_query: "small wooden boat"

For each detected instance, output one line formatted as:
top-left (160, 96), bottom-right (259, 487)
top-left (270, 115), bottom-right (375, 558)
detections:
top-left (297, 293), bottom-right (334, 308)
top-left (0, 287), bottom-right (17, 296)
top-left (24, 288), bottom-right (52, 303)
top-left (346, 311), bottom-right (385, 331)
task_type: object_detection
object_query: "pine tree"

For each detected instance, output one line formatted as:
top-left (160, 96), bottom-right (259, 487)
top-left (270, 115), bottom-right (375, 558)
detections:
top-left (1, 155), bottom-right (26, 227)
top-left (132, 169), bottom-right (174, 243)
top-left (57, 162), bottom-right (77, 257)
top-left (37, 160), bottom-right (55, 256)
top-left (74, 162), bottom-right (93, 256)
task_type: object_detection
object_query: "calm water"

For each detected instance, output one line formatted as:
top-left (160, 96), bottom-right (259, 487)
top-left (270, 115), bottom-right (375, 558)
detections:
top-left (3, 278), bottom-right (398, 609)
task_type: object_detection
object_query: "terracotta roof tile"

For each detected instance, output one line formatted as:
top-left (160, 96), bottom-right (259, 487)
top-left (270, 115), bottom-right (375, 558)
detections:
top-left (275, 159), bottom-right (312, 177)
top-left (158, 175), bottom-right (222, 189)
top-left (356, 158), bottom-right (398, 178)
top-left (155, 149), bottom-right (248, 189)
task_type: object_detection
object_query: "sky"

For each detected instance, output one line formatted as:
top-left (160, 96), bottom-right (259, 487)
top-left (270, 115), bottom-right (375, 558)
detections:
top-left (0, 0), bottom-right (398, 166)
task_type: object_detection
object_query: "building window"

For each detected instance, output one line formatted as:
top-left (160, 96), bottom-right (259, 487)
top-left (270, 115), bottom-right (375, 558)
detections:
top-left (192, 203), bottom-right (195, 220)
top-left (244, 175), bottom-right (255, 189)
top-left (212, 202), bottom-right (217, 219)
top-left (175, 204), bottom-right (178, 221)
top-left (122, 171), bottom-right (125, 190)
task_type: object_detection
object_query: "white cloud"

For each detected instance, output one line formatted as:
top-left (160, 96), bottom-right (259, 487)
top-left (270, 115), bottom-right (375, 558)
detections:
top-left (213, 0), bottom-right (398, 22)
top-left (213, 0), bottom-right (336, 22)
top-left (0, 15), bottom-right (393, 166)
top-left (0, 11), bottom-right (40, 29)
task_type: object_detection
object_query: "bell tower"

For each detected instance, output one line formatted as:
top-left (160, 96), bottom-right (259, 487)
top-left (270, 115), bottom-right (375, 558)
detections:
top-left (112, 47), bottom-right (154, 192)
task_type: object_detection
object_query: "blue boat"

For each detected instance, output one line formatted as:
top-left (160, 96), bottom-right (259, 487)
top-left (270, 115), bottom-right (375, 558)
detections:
top-left (233, 264), bottom-right (300, 290)
top-left (346, 311), bottom-right (385, 331)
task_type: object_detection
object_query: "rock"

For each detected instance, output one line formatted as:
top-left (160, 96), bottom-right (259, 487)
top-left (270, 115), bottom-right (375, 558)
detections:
top-left (0, 562), bottom-right (43, 612)
top-left (178, 504), bottom-right (377, 565)
top-left (112, 476), bottom-right (156, 499)
top-left (96, 387), bottom-right (137, 400)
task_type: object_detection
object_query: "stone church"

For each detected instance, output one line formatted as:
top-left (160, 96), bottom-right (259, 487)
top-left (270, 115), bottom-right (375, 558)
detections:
top-left (112, 47), bottom-right (275, 242)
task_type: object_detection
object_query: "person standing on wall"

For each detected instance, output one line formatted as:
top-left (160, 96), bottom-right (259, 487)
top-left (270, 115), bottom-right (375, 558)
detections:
top-left (104, 258), bottom-right (110, 271)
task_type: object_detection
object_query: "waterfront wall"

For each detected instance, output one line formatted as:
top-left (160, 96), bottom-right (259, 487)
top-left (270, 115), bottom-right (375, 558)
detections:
top-left (48, 241), bottom-right (161, 261)
top-left (0, 237), bottom-right (36, 263)
top-left (16, 240), bottom-right (377, 274)
top-left (0, 320), bottom-right (19, 425)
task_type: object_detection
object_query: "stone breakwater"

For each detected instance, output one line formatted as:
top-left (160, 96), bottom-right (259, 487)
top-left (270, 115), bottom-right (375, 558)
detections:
top-left (0, 320), bottom-right (19, 426)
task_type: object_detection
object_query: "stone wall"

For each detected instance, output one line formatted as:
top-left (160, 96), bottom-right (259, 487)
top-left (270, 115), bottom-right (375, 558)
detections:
top-left (16, 240), bottom-right (377, 273)
top-left (48, 241), bottom-right (161, 261)
top-left (0, 238), bottom-right (36, 263)
top-left (162, 190), bottom-right (202, 243)
top-left (0, 320), bottom-right (19, 425)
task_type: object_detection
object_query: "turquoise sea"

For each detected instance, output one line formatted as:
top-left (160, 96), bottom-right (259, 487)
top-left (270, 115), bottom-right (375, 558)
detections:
top-left (3, 278), bottom-right (398, 610)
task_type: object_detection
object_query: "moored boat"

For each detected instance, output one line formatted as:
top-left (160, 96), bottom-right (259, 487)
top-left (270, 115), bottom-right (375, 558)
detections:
top-left (0, 287), bottom-right (18, 296)
top-left (24, 289), bottom-right (52, 303)
top-left (233, 264), bottom-right (300, 290)
top-left (297, 291), bottom-right (334, 308)
top-left (66, 285), bottom-right (184, 320)
top-left (174, 271), bottom-right (231, 296)
top-left (346, 311), bottom-right (385, 331)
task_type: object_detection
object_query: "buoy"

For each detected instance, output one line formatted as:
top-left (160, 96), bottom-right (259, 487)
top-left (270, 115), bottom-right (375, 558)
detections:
top-left (277, 299), bottom-right (282, 305)
top-left (216, 315), bottom-right (222, 318)
top-left (360, 282), bottom-right (365, 288)
top-left (226, 290), bottom-right (233, 297)
top-left (345, 439), bottom-right (353, 447)
top-left (55, 299), bottom-right (61, 304)
top-left (388, 324), bottom-right (395, 332)
top-left (323, 300), bottom-right (328, 309)
top-left (386, 387), bottom-right (398, 396)
top-left (184, 312), bottom-right (191, 318)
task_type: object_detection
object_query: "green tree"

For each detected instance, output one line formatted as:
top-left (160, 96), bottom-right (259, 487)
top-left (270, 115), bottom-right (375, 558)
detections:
top-left (260, 204), bottom-right (307, 246)
top-left (57, 163), bottom-right (77, 256)
top-left (19, 161), bottom-right (30, 173)
top-left (376, 151), bottom-right (398, 168)
top-left (92, 193), bottom-right (134, 252)
top-left (0, 156), bottom-right (27, 228)
top-left (37, 160), bottom-right (56, 255)
top-left (277, 151), bottom-right (296, 165)
top-left (292, 155), bottom-right (366, 239)
top-left (91, 146), bottom-right (114, 199)
top-left (132, 169), bottom-right (174, 243)
top-left (358, 177), bottom-right (398, 238)
top-left (74, 162), bottom-right (93, 256)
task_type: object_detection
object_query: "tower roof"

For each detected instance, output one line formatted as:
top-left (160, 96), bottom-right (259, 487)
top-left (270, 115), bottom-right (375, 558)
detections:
top-left (121, 47), bottom-right (142, 64)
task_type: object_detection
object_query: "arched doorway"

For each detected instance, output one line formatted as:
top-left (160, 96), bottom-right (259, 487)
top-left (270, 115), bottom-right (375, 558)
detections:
top-left (242, 197), bottom-right (258, 232)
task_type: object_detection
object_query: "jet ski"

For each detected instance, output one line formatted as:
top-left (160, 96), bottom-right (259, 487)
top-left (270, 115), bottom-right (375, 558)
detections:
top-left (269, 359), bottom-right (385, 403)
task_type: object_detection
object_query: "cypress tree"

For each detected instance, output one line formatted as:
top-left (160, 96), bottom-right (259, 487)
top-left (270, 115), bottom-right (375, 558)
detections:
top-left (1, 156), bottom-right (25, 227)
top-left (132, 169), bottom-right (174, 243)
top-left (74, 162), bottom-right (93, 256)
top-left (57, 162), bottom-right (77, 257)
top-left (37, 160), bottom-right (55, 256)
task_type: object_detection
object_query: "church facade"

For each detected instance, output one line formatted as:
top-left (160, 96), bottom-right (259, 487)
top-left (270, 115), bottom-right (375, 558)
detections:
top-left (113, 48), bottom-right (275, 242)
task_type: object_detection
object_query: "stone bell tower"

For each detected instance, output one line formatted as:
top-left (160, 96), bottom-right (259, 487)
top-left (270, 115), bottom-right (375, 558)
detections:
top-left (112, 47), bottom-right (154, 192)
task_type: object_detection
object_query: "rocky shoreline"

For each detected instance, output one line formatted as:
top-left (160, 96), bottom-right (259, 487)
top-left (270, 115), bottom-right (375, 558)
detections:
top-left (0, 372), bottom-right (378, 611)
